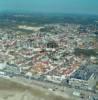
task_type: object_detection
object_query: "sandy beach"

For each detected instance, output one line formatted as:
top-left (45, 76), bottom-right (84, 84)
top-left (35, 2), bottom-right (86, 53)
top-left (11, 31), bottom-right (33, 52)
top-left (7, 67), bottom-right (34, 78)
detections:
top-left (0, 77), bottom-right (78, 100)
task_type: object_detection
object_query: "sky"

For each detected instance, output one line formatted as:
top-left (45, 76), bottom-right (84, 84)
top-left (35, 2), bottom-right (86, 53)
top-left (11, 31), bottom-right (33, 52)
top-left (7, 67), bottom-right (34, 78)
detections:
top-left (0, 0), bottom-right (98, 15)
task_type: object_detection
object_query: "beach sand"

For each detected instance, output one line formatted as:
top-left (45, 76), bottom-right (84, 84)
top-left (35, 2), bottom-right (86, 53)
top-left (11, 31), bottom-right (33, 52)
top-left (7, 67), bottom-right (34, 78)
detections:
top-left (0, 78), bottom-right (74, 100)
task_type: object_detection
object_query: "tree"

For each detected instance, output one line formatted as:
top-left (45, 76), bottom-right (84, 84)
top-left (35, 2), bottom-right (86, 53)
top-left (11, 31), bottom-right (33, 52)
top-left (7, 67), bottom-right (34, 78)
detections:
top-left (47, 41), bottom-right (58, 48)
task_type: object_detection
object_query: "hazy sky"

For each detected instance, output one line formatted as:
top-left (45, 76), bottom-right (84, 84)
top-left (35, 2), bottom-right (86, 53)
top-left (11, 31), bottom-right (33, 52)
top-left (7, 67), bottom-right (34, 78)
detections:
top-left (0, 0), bottom-right (98, 14)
